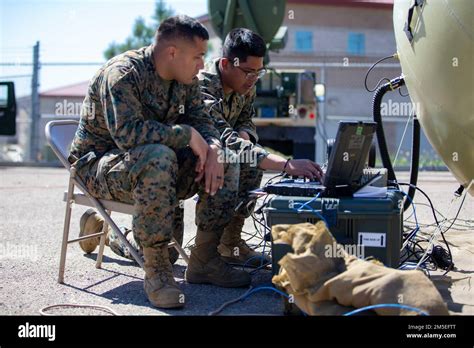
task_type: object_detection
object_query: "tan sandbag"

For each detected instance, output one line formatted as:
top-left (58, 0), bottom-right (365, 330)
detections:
top-left (272, 223), bottom-right (345, 294)
top-left (324, 257), bottom-right (449, 315)
top-left (272, 222), bottom-right (449, 316)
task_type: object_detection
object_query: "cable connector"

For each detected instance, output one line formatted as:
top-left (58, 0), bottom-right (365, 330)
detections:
top-left (389, 76), bottom-right (405, 91)
top-left (454, 185), bottom-right (464, 197)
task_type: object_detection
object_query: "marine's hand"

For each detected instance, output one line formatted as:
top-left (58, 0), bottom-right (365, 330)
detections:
top-left (285, 159), bottom-right (324, 181)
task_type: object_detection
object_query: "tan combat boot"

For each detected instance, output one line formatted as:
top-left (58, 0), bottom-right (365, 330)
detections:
top-left (78, 209), bottom-right (109, 254)
top-left (185, 231), bottom-right (251, 287)
top-left (218, 216), bottom-right (271, 267)
top-left (143, 245), bottom-right (184, 309)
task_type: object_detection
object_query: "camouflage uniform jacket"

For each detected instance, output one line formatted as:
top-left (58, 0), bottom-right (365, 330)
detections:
top-left (198, 58), bottom-right (269, 167)
top-left (70, 45), bottom-right (221, 160)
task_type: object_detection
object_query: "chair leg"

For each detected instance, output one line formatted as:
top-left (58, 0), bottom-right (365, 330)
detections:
top-left (95, 210), bottom-right (109, 269)
top-left (73, 188), bottom-right (145, 269)
top-left (171, 237), bottom-right (189, 264)
top-left (58, 176), bottom-right (75, 284)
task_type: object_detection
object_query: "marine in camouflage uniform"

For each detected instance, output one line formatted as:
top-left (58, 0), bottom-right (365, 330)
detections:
top-left (70, 45), bottom-right (236, 249)
top-left (196, 28), bottom-right (323, 266)
top-left (101, 42), bottom-right (272, 267)
top-left (100, 57), bottom-right (271, 266)
top-left (198, 58), bottom-right (270, 266)
top-left (71, 16), bottom-right (252, 309)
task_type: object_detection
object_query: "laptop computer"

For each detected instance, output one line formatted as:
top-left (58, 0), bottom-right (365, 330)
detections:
top-left (264, 121), bottom-right (377, 197)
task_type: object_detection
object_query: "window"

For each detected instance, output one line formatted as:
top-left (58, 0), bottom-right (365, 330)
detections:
top-left (347, 32), bottom-right (365, 56)
top-left (295, 31), bottom-right (313, 53)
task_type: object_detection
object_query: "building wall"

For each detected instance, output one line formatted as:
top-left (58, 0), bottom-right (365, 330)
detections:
top-left (276, 4), bottom-right (395, 58)
top-left (12, 95), bottom-right (83, 161)
top-left (40, 96), bottom-right (84, 116)
top-left (200, 3), bottom-right (442, 165)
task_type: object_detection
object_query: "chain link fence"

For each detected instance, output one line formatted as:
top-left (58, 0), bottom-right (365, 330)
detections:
top-left (1, 46), bottom-right (446, 170)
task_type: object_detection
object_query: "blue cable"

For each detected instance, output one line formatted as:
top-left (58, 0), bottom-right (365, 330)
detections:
top-left (295, 191), bottom-right (321, 210)
top-left (238, 288), bottom-right (427, 316)
top-left (292, 192), bottom-right (328, 226)
top-left (237, 288), bottom-right (427, 316)
top-left (344, 303), bottom-right (428, 316)
top-left (241, 286), bottom-right (290, 300)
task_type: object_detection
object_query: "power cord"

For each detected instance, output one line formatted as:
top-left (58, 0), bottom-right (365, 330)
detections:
top-left (208, 285), bottom-right (303, 316)
top-left (40, 304), bottom-right (121, 316)
top-left (398, 183), bottom-right (455, 274)
top-left (344, 303), bottom-right (428, 316)
top-left (364, 53), bottom-right (399, 92)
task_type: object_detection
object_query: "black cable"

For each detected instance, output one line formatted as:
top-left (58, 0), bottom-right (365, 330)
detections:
top-left (398, 184), bottom-right (440, 226)
top-left (364, 54), bottom-right (397, 92)
top-left (404, 201), bottom-right (473, 230)
top-left (441, 192), bottom-right (468, 234)
top-left (398, 183), bottom-right (454, 274)
top-left (263, 172), bottom-right (285, 187)
top-left (251, 213), bottom-right (270, 233)
top-left (404, 116), bottom-right (420, 211)
top-left (400, 241), bottom-right (424, 264)
top-left (400, 188), bottom-right (462, 274)
top-left (398, 85), bottom-right (409, 97)
top-left (431, 245), bottom-right (453, 271)
top-left (373, 79), bottom-right (400, 183)
top-left (371, 73), bottom-right (420, 211)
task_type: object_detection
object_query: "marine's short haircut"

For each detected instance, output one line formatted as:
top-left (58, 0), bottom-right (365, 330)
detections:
top-left (155, 15), bottom-right (209, 44)
top-left (222, 28), bottom-right (266, 63)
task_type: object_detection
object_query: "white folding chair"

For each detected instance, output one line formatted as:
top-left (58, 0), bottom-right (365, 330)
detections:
top-left (45, 120), bottom-right (189, 284)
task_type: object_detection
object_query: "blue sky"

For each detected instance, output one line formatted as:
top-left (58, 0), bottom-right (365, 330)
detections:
top-left (0, 0), bottom-right (208, 97)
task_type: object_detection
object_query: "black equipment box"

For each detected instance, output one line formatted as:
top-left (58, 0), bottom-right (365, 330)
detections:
top-left (264, 189), bottom-right (404, 270)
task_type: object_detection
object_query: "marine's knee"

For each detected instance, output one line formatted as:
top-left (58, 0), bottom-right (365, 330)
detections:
top-left (222, 161), bottom-right (240, 191)
top-left (127, 144), bottom-right (178, 188)
top-left (240, 163), bottom-right (263, 185)
top-left (135, 144), bottom-right (177, 171)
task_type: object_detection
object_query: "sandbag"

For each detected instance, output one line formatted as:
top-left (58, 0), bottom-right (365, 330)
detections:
top-left (272, 222), bottom-right (449, 315)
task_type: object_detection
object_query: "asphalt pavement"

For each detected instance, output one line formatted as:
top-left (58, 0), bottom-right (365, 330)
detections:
top-left (0, 167), bottom-right (472, 315)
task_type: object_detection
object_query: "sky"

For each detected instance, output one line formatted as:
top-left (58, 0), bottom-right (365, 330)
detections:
top-left (0, 0), bottom-right (208, 97)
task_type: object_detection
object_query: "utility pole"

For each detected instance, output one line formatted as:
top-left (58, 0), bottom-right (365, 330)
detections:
top-left (29, 41), bottom-right (40, 162)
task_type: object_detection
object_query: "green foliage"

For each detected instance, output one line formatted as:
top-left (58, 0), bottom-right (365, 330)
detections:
top-left (104, 0), bottom-right (174, 60)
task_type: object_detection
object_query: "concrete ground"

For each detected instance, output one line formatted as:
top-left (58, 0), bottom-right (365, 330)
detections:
top-left (0, 167), bottom-right (472, 316)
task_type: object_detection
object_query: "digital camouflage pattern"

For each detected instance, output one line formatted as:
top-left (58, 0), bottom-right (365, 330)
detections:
top-left (199, 59), bottom-right (258, 141)
top-left (69, 45), bottom-right (239, 248)
top-left (71, 45), bottom-right (220, 158)
top-left (105, 57), bottom-right (267, 260)
top-left (199, 59), bottom-right (266, 246)
top-left (198, 58), bottom-right (269, 168)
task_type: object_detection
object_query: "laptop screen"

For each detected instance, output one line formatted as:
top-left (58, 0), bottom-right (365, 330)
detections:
top-left (323, 121), bottom-right (377, 194)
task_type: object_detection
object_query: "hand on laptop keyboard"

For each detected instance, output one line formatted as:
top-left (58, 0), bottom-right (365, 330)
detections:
top-left (285, 159), bottom-right (324, 181)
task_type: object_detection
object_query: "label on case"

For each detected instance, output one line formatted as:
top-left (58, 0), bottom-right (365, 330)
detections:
top-left (358, 232), bottom-right (386, 247)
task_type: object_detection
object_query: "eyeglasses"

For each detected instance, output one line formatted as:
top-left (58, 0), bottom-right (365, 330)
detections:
top-left (234, 66), bottom-right (267, 80)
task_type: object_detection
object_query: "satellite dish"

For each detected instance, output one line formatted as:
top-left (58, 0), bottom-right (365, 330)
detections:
top-left (207, 0), bottom-right (288, 50)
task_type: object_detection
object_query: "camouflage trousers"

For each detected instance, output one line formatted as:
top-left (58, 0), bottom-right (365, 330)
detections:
top-left (220, 160), bottom-right (263, 246)
top-left (110, 159), bottom-right (263, 260)
top-left (72, 144), bottom-right (239, 249)
top-left (233, 161), bottom-right (263, 218)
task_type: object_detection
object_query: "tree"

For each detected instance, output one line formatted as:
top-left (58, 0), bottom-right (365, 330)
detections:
top-left (104, 0), bottom-right (174, 60)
